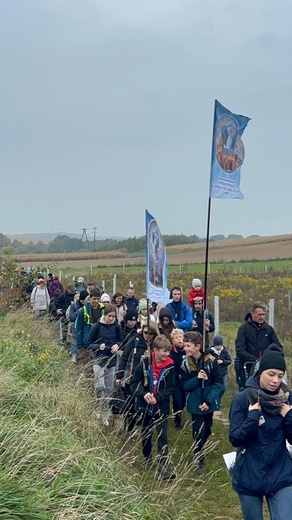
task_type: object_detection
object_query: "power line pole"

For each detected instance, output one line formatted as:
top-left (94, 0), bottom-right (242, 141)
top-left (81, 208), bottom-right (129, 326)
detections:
top-left (81, 228), bottom-right (91, 251)
top-left (93, 227), bottom-right (97, 252)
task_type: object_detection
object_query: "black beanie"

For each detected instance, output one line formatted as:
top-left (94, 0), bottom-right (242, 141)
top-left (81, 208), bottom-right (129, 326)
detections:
top-left (257, 344), bottom-right (286, 375)
top-left (80, 290), bottom-right (89, 301)
top-left (159, 307), bottom-right (173, 320)
top-left (124, 308), bottom-right (138, 322)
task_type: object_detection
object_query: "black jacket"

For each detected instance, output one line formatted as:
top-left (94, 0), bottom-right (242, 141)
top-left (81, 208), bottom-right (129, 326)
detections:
top-left (191, 309), bottom-right (215, 347)
top-left (51, 290), bottom-right (75, 318)
top-left (116, 333), bottom-right (148, 380)
top-left (130, 355), bottom-right (175, 416)
top-left (210, 346), bottom-right (232, 377)
top-left (235, 318), bottom-right (283, 366)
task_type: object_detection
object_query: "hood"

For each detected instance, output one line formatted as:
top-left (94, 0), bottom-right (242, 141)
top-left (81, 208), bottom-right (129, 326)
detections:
top-left (245, 375), bottom-right (260, 390)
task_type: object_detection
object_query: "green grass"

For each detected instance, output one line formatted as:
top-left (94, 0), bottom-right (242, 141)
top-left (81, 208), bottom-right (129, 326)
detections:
top-left (1, 311), bottom-right (289, 519)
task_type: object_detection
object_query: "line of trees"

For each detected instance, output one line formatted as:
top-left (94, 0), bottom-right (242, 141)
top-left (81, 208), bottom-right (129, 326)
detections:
top-left (0, 232), bottom-right (244, 255)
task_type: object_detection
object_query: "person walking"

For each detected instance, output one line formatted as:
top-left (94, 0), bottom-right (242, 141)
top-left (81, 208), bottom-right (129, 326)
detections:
top-left (229, 344), bottom-right (292, 520)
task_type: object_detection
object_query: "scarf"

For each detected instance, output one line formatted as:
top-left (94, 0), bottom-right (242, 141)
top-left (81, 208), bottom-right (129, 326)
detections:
top-left (246, 382), bottom-right (290, 416)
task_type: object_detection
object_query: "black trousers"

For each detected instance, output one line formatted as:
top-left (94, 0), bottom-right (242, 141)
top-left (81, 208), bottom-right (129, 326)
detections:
top-left (141, 412), bottom-right (169, 461)
top-left (191, 413), bottom-right (213, 461)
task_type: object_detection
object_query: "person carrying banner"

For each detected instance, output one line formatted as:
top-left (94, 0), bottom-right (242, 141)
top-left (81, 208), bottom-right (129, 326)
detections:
top-left (180, 331), bottom-right (223, 475)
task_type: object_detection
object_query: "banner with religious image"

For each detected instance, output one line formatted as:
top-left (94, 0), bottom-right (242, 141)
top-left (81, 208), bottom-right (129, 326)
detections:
top-left (146, 210), bottom-right (169, 303)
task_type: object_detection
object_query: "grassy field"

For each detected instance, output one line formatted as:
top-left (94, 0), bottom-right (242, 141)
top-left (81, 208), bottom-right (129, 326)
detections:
top-left (1, 308), bottom-right (285, 519)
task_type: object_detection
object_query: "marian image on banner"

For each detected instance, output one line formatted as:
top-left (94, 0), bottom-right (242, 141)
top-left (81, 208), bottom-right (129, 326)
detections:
top-left (210, 100), bottom-right (250, 200)
top-left (146, 210), bottom-right (169, 303)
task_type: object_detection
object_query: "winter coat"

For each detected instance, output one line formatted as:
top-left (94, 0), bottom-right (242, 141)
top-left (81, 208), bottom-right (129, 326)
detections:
top-left (30, 286), bottom-right (50, 311)
top-left (169, 346), bottom-right (185, 385)
top-left (125, 297), bottom-right (139, 310)
top-left (191, 309), bottom-right (215, 347)
top-left (86, 316), bottom-right (123, 368)
top-left (188, 287), bottom-right (205, 307)
top-left (119, 323), bottom-right (139, 350)
top-left (130, 354), bottom-right (175, 416)
top-left (116, 333), bottom-right (150, 381)
top-left (51, 290), bottom-right (75, 318)
top-left (210, 346), bottom-right (232, 377)
top-left (180, 351), bottom-right (223, 414)
top-left (166, 300), bottom-right (192, 331)
top-left (229, 375), bottom-right (292, 496)
top-left (75, 301), bottom-right (105, 349)
top-left (48, 280), bottom-right (64, 298)
top-left (235, 318), bottom-right (283, 373)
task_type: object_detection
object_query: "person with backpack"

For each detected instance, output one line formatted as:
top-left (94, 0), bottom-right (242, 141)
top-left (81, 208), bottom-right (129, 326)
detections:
top-left (116, 322), bottom-right (159, 435)
top-left (229, 344), bottom-right (292, 520)
top-left (191, 296), bottom-right (215, 347)
top-left (180, 331), bottom-right (223, 475)
top-left (86, 304), bottom-right (123, 426)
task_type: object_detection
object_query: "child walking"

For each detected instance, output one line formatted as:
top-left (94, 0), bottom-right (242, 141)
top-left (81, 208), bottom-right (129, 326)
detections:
top-left (130, 335), bottom-right (176, 480)
top-left (181, 331), bottom-right (223, 474)
top-left (210, 335), bottom-right (232, 398)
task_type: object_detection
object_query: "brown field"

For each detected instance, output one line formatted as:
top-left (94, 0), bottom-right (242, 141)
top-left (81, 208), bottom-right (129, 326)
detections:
top-left (15, 234), bottom-right (292, 269)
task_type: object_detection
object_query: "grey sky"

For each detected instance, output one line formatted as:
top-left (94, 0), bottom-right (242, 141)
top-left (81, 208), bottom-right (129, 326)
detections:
top-left (1, 0), bottom-right (291, 240)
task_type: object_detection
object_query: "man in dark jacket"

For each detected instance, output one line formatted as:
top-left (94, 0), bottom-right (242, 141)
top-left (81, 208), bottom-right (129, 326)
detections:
top-left (51, 283), bottom-right (76, 342)
top-left (191, 296), bottom-right (215, 347)
top-left (235, 301), bottom-right (283, 390)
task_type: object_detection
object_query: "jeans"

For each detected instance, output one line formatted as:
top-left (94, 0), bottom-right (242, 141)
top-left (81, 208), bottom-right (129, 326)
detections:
top-left (238, 486), bottom-right (292, 520)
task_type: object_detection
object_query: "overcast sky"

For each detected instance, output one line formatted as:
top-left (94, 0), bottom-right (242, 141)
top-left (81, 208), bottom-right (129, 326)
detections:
top-left (1, 0), bottom-right (291, 240)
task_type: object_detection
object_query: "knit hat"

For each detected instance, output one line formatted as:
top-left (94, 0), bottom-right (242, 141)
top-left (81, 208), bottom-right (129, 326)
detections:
top-left (67, 283), bottom-right (76, 292)
top-left (192, 278), bottom-right (202, 288)
top-left (100, 293), bottom-right (111, 303)
top-left (139, 299), bottom-right (147, 312)
top-left (124, 308), bottom-right (138, 322)
top-left (77, 277), bottom-right (84, 283)
top-left (213, 335), bottom-right (223, 347)
top-left (79, 290), bottom-right (89, 301)
top-left (257, 344), bottom-right (286, 376)
top-left (159, 307), bottom-right (173, 320)
top-left (53, 275), bottom-right (59, 281)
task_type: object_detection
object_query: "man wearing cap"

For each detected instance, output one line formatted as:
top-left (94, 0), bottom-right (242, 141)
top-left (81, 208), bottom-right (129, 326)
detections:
top-left (235, 301), bottom-right (283, 390)
top-left (75, 289), bottom-right (105, 350)
top-left (76, 277), bottom-right (86, 294)
top-left (30, 278), bottom-right (50, 319)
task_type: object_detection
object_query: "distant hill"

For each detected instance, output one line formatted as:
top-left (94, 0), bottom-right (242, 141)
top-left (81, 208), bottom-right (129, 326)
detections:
top-left (8, 233), bottom-right (125, 244)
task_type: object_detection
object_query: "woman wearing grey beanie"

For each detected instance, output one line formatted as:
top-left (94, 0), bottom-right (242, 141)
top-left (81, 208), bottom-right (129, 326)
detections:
top-left (229, 344), bottom-right (292, 520)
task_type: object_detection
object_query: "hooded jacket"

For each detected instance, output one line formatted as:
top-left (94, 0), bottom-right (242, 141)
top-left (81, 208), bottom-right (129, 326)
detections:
top-left (86, 316), bottom-right (123, 368)
top-left (180, 350), bottom-right (223, 414)
top-left (229, 375), bottom-right (292, 496)
top-left (130, 353), bottom-right (175, 416)
top-left (75, 300), bottom-right (105, 349)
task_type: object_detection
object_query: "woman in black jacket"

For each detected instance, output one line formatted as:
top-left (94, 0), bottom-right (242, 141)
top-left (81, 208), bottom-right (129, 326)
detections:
top-left (229, 344), bottom-right (292, 520)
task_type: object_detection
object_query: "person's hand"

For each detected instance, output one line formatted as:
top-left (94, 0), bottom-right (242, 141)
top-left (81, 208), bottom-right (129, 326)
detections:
top-left (204, 319), bottom-right (210, 331)
top-left (192, 321), bottom-right (198, 328)
top-left (279, 403), bottom-right (292, 417)
top-left (116, 379), bottom-right (122, 385)
top-left (99, 343), bottom-right (106, 351)
top-left (198, 370), bottom-right (208, 380)
top-left (56, 309), bottom-right (63, 315)
top-left (248, 402), bottom-right (260, 411)
top-left (199, 402), bottom-right (209, 412)
top-left (111, 344), bottom-right (119, 354)
top-left (217, 359), bottom-right (223, 364)
top-left (144, 392), bottom-right (156, 405)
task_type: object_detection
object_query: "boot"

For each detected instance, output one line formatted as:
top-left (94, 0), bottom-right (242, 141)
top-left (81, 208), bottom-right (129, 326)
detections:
top-left (157, 461), bottom-right (176, 481)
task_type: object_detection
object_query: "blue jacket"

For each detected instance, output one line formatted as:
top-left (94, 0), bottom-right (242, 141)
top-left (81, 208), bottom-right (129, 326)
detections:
top-left (180, 352), bottom-right (223, 414)
top-left (166, 300), bottom-right (192, 331)
top-left (75, 301), bottom-right (104, 349)
top-left (229, 375), bottom-right (292, 496)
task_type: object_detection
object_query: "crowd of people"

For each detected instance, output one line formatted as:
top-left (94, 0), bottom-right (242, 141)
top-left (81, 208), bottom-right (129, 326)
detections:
top-left (22, 273), bottom-right (292, 518)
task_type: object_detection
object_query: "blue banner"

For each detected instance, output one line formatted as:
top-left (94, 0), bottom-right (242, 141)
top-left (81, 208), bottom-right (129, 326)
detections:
top-left (146, 210), bottom-right (169, 303)
top-left (210, 100), bottom-right (250, 199)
